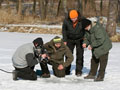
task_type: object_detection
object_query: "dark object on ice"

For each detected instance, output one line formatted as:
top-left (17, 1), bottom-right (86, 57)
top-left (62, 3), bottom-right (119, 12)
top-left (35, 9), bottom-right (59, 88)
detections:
top-left (12, 70), bottom-right (18, 81)
top-left (40, 73), bottom-right (50, 78)
top-left (36, 69), bottom-right (42, 76)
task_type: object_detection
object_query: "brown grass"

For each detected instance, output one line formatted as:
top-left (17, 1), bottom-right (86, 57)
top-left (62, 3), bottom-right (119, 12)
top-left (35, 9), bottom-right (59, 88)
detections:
top-left (0, 9), bottom-right (63, 25)
top-left (0, 9), bottom-right (39, 24)
top-left (3, 26), bottom-right (62, 34)
top-left (0, 9), bottom-right (20, 24)
top-left (110, 34), bottom-right (120, 42)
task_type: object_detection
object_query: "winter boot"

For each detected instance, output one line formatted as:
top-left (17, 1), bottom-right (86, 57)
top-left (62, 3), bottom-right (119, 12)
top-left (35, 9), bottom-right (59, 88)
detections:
top-left (76, 72), bottom-right (82, 77)
top-left (41, 73), bottom-right (50, 78)
top-left (94, 77), bottom-right (104, 82)
top-left (84, 74), bottom-right (95, 79)
top-left (12, 70), bottom-right (18, 80)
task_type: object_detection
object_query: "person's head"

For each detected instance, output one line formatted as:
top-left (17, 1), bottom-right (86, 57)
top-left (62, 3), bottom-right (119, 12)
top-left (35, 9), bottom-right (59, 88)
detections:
top-left (33, 37), bottom-right (43, 56)
top-left (33, 37), bottom-right (43, 48)
top-left (53, 36), bottom-right (62, 48)
top-left (82, 19), bottom-right (92, 31)
top-left (69, 10), bottom-right (78, 23)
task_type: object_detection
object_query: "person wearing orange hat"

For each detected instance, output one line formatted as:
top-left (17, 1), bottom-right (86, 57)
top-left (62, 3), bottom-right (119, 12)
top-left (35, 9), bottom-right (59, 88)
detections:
top-left (62, 9), bottom-right (85, 76)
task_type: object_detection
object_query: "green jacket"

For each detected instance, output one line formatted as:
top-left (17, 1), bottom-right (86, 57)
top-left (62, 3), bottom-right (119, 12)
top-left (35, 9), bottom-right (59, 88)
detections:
top-left (44, 37), bottom-right (73, 67)
top-left (83, 22), bottom-right (112, 58)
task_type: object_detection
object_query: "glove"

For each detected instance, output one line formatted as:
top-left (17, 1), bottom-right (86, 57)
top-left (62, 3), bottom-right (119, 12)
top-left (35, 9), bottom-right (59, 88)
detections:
top-left (37, 55), bottom-right (48, 64)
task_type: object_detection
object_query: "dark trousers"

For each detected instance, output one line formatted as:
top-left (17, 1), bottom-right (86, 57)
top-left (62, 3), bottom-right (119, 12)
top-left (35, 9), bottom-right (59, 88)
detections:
top-left (89, 52), bottom-right (109, 79)
top-left (40, 62), bottom-right (50, 74)
top-left (15, 66), bottom-right (37, 80)
top-left (66, 40), bottom-right (84, 74)
top-left (49, 61), bottom-right (65, 77)
top-left (15, 62), bottom-right (50, 80)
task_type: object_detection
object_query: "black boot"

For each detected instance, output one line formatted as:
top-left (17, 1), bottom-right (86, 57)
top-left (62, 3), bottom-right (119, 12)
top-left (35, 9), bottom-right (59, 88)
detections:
top-left (12, 70), bottom-right (18, 81)
top-left (84, 74), bottom-right (95, 79)
top-left (94, 77), bottom-right (104, 82)
top-left (41, 73), bottom-right (50, 78)
top-left (76, 71), bottom-right (82, 77)
top-left (65, 65), bottom-right (71, 75)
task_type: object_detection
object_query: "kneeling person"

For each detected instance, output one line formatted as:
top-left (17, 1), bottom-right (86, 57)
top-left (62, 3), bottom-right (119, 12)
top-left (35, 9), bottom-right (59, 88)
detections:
top-left (12, 37), bottom-right (50, 80)
top-left (44, 36), bottom-right (73, 77)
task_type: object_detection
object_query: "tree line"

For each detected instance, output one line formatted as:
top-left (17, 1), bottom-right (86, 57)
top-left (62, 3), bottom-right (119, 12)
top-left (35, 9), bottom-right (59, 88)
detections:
top-left (0, 0), bottom-right (120, 37)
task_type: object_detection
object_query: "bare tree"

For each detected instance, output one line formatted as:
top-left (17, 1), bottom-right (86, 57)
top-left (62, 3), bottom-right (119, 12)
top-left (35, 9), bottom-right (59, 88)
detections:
top-left (100, 0), bottom-right (103, 16)
top-left (6, 0), bottom-right (11, 14)
top-left (40, 0), bottom-right (48, 20)
top-left (49, 0), bottom-right (54, 16)
top-left (117, 0), bottom-right (120, 23)
top-left (91, 0), bottom-right (97, 16)
top-left (63, 0), bottom-right (68, 14)
top-left (56, 0), bottom-right (67, 16)
top-left (77, 0), bottom-right (82, 15)
top-left (106, 0), bottom-right (118, 37)
top-left (33, 0), bottom-right (36, 17)
top-left (56, 0), bottom-right (61, 16)
top-left (82, 0), bottom-right (97, 16)
top-left (18, 0), bottom-right (22, 16)
top-left (0, 0), bottom-right (3, 8)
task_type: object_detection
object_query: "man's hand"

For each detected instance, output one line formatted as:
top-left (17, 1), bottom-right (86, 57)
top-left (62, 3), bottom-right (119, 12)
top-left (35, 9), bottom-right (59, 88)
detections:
top-left (82, 43), bottom-right (87, 48)
top-left (58, 64), bottom-right (64, 70)
top-left (88, 45), bottom-right (92, 50)
top-left (41, 54), bottom-right (47, 59)
top-left (64, 42), bottom-right (67, 45)
top-left (47, 56), bottom-right (50, 60)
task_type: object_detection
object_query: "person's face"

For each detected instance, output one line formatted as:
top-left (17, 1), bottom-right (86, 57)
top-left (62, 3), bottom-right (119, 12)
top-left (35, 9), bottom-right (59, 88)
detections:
top-left (55, 43), bottom-right (61, 48)
top-left (85, 25), bottom-right (91, 31)
top-left (71, 17), bottom-right (78, 23)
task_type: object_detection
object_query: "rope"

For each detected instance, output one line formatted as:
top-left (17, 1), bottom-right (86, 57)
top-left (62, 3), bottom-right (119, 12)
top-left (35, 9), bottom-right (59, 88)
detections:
top-left (0, 69), bottom-right (12, 73)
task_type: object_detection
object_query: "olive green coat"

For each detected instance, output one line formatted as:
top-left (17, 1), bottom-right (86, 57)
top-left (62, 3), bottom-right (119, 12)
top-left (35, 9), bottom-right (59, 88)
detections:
top-left (44, 38), bottom-right (73, 67)
top-left (83, 22), bottom-right (112, 58)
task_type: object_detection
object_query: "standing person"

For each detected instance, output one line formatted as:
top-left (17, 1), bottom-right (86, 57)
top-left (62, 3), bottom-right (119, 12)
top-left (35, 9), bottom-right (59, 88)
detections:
top-left (12, 37), bottom-right (50, 80)
top-left (62, 9), bottom-right (85, 76)
top-left (82, 19), bottom-right (112, 81)
top-left (44, 36), bottom-right (73, 77)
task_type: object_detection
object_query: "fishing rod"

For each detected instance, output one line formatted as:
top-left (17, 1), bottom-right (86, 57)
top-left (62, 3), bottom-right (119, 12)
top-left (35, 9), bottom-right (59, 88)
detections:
top-left (0, 69), bottom-right (12, 73)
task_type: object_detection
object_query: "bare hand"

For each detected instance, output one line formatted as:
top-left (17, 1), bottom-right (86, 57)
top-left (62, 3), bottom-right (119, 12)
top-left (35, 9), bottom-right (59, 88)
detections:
top-left (41, 54), bottom-right (47, 59)
top-left (58, 64), bottom-right (64, 70)
top-left (82, 43), bottom-right (87, 48)
top-left (88, 45), bottom-right (92, 50)
top-left (47, 56), bottom-right (50, 60)
top-left (64, 42), bottom-right (67, 45)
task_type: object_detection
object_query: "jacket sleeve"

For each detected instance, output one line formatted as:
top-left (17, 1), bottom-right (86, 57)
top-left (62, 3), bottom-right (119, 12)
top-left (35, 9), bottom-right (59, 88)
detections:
top-left (44, 42), bottom-right (55, 54)
top-left (62, 20), bottom-right (68, 42)
top-left (83, 32), bottom-right (90, 46)
top-left (26, 53), bottom-right (38, 67)
top-left (63, 47), bottom-right (73, 67)
top-left (91, 27), bottom-right (105, 48)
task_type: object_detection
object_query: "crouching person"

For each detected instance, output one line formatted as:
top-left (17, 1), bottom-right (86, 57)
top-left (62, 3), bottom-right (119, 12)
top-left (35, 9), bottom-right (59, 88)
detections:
top-left (44, 36), bottom-right (73, 78)
top-left (12, 37), bottom-right (50, 81)
top-left (82, 19), bottom-right (112, 81)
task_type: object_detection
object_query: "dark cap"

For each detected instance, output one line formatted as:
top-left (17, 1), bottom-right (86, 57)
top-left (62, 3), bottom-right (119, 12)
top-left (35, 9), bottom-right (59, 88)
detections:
top-left (33, 37), bottom-right (43, 46)
top-left (82, 19), bottom-right (92, 29)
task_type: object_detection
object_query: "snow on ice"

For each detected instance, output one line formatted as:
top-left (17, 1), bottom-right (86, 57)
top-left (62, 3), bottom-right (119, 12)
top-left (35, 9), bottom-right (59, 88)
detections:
top-left (0, 32), bottom-right (120, 90)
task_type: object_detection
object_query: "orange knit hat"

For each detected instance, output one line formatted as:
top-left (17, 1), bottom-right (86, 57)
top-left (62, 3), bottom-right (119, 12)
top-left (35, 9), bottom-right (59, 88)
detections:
top-left (69, 10), bottom-right (78, 19)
